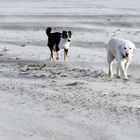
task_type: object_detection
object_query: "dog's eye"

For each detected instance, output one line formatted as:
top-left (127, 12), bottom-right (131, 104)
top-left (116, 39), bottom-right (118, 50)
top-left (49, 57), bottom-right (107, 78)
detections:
top-left (124, 47), bottom-right (126, 49)
top-left (129, 48), bottom-right (131, 49)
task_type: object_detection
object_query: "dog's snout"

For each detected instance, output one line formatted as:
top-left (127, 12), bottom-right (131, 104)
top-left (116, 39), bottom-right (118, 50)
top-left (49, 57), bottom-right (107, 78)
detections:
top-left (126, 53), bottom-right (129, 57)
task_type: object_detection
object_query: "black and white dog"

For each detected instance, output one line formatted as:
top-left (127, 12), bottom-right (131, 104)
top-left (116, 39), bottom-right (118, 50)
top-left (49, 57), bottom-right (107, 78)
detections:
top-left (46, 27), bottom-right (72, 61)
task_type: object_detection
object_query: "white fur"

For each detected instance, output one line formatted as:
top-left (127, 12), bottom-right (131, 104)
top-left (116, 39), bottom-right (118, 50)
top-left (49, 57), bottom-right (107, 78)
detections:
top-left (56, 38), bottom-right (71, 60)
top-left (59, 38), bottom-right (71, 49)
top-left (105, 38), bottom-right (136, 79)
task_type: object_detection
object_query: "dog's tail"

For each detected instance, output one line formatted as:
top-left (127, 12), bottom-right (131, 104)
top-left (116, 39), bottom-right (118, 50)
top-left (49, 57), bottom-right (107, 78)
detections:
top-left (46, 27), bottom-right (52, 36)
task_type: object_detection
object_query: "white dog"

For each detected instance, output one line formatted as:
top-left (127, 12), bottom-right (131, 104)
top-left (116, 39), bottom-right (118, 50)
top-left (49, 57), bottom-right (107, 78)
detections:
top-left (105, 38), bottom-right (136, 79)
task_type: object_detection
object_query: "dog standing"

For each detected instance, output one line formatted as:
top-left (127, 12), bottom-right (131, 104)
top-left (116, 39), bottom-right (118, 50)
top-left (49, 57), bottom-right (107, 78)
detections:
top-left (105, 38), bottom-right (136, 79)
top-left (46, 27), bottom-right (72, 61)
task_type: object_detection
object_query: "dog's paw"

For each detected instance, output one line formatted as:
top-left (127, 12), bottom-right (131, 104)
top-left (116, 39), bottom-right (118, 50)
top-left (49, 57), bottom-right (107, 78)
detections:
top-left (124, 76), bottom-right (129, 80)
top-left (109, 73), bottom-right (113, 79)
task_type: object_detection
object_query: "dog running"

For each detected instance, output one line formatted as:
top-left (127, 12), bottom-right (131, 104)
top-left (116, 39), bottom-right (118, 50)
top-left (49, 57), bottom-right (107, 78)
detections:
top-left (105, 38), bottom-right (136, 79)
top-left (46, 27), bottom-right (72, 61)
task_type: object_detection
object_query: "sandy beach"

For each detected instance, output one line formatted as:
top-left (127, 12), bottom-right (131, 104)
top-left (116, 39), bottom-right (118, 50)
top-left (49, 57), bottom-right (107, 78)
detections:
top-left (0, 0), bottom-right (140, 140)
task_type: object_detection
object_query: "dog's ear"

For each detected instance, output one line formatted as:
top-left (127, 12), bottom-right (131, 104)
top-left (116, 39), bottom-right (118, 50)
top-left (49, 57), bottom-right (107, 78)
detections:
top-left (62, 31), bottom-right (67, 35)
top-left (46, 27), bottom-right (52, 36)
top-left (62, 31), bottom-right (67, 38)
top-left (133, 46), bottom-right (136, 53)
top-left (68, 31), bottom-right (72, 37)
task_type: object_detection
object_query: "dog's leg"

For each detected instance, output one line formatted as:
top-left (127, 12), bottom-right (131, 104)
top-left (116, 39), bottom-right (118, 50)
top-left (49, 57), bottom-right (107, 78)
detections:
top-left (117, 62), bottom-right (125, 79)
top-left (119, 61), bottom-right (128, 79)
top-left (48, 45), bottom-right (52, 60)
top-left (56, 51), bottom-right (60, 60)
top-left (124, 60), bottom-right (130, 79)
top-left (56, 45), bottom-right (60, 60)
top-left (116, 64), bottom-right (120, 78)
top-left (48, 50), bottom-right (52, 60)
top-left (107, 54), bottom-right (114, 78)
top-left (64, 49), bottom-right (68, 61)
top-left (107, 52), bottom-right (114, 78)
top-left (108, 61), bottom-right (114, 78)
top-left (50, 46), bottom-right (55, 61)
top-left (50, 50), bottom-right (54, 60)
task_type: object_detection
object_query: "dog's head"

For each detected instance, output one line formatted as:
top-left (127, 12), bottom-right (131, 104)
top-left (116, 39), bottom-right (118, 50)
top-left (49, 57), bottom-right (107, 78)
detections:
top-left (62, 31), bottom-right (72, 41)
top-left (121, 41), bottom-right (136, 58)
